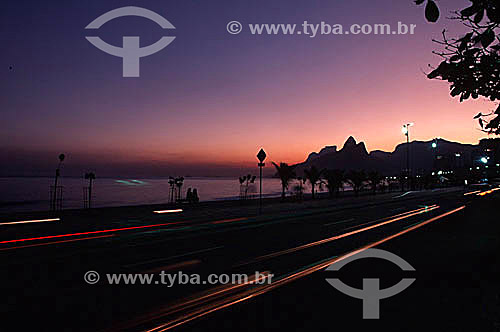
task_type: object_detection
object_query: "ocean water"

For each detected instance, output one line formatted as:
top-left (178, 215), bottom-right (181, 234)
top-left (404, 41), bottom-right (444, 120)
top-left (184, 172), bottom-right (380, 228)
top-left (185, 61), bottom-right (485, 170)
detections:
top-left (0, 177), bottom-right (322, 213)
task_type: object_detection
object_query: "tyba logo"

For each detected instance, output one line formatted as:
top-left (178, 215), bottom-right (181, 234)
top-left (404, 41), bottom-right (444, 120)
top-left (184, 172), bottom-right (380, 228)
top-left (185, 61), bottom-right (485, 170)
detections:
top-left (85, 6), bottom-right (176, 77)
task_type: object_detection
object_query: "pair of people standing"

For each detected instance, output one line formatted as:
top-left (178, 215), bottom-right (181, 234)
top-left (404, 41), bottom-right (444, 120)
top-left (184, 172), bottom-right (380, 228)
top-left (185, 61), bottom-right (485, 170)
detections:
top-left (186, 188), bottom-right (199, 203)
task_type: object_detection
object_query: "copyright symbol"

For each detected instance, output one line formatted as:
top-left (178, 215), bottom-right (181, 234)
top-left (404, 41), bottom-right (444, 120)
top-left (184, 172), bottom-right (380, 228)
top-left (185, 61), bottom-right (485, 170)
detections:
top-left (227, 21), bottom-right (243, 35)
top-left (84, 271), bottom-right (100, 284)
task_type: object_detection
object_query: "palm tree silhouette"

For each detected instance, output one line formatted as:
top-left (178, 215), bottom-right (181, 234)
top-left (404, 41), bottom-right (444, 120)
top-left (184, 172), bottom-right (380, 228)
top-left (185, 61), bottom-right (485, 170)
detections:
top-left (304, 166), bottom-right (324, 199)
top-left (293, 177), bottom-right (306, 201)
top-left (168, 177), bottom-right (176, 203)
top-left (324, 169), bottom-right (345, 198)
top-left (239, 174), bottom-right (256, 200)
top-left (272, 162), bottom-right (296, 200)
top-left (175, 177), bottom-right (185, 201)
top-left (347, 170), bottom-right (366, 196)
top-left (367, 171), bottom-right (383, 195)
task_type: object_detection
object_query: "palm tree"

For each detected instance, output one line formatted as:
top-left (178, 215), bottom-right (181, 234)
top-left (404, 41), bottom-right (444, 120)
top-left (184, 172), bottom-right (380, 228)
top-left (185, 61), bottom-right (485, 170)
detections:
top-left (367, 171), bottom-right (383, 195)
top-left (324, 169), bottom-right (345, 198)
top-left (293, 177), bottom-right (306, 201)
top-left (175, 177), bottom-right (185, 201)
top-left (239, 174), bottom-right (256, 200)
top-left (272, 162), bottom-right (296, 200)
top-left (168, 177), bottom-right (176, 203)
top-left (347, 170), bottom-right (366, 196)
top-left (304, 165), bottom-right (324, 199)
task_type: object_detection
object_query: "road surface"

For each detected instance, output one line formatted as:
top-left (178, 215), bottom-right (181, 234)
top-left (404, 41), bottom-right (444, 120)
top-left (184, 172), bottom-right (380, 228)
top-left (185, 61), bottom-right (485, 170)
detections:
top-left (0, 186), bottom-right (497, 331)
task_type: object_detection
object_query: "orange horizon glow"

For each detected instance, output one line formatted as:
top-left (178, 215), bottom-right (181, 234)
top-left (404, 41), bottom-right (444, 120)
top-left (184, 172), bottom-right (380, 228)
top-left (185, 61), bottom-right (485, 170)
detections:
top-left (3, 0), bottom-right (493, 175)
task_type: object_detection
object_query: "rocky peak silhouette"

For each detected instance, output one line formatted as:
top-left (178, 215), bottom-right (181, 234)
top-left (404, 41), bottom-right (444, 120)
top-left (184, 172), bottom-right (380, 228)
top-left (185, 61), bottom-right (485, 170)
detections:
top-left (296, 137), bottom-right (480, 175)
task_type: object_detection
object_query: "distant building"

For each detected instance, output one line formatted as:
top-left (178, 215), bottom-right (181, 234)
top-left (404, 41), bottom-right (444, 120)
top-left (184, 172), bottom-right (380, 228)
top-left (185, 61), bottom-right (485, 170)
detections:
top-left (478, 138), bottom-right (500, 166)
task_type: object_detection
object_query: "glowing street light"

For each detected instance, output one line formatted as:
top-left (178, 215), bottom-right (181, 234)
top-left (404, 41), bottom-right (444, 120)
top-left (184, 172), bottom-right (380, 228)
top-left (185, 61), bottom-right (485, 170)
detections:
top-left (480, 157), bottom-right (488, 164)
top-left (401, 123), bottom-right (413, 134)
top-left (430, 138), bottom-right (439, 173)
top-left (431, 137), bottom-right (440, 149)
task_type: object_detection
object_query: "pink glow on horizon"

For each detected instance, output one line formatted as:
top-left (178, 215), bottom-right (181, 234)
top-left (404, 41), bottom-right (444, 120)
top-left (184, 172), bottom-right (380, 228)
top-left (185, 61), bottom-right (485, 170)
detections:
top-left (2, 0), bottom-right (493, 173)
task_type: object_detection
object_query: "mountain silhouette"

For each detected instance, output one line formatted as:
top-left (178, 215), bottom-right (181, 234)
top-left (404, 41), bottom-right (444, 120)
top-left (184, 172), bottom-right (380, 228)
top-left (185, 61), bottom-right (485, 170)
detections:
top-left (295, 136), bottom-right (479, 175)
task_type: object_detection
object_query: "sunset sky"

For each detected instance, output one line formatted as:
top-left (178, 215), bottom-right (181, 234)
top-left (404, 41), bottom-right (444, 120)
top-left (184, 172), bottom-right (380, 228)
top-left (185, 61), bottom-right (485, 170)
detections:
top-left (1, 0), bottom-right (494, 176)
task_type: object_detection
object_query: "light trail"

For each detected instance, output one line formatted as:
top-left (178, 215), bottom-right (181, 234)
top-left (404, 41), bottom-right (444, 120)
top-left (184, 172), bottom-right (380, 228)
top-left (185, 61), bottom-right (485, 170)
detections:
top-left (211, 217), bottom-right (247, 224)
top-left (463, 190), bottom-right (481, 196)
top-left (235, 205), bottom-right (438, 267)
top-left (153, 209), bottom-right (183, 214)
top-left (323, 218), bottom-right (355, 227)
top-left (0, 221), bottom-right (187, 245)
top-left (0, 218), bottom-right (60, 226)
top-left (340, 205), bottom-right (436, 232)
top-left (0, 215), bottom-right (251, 247)
top-left (124, 246), bottom-right (224, 269)
top-left (476, 187), bottom-right (500, 196)
top-left (0, 234), bottom-right (114, 251)
top-left (141, 205), bottom-right (465, 332)
top-left (110, 272), bottom-right (272, 332)
top-left (392, 191), bottom-right (413, 198)
top-left (141, 260), bottom-right (202, 274)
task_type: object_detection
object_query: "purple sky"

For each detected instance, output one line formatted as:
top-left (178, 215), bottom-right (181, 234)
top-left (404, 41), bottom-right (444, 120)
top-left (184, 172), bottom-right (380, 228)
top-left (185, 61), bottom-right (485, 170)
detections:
top-left (1, 0), bottom-right (492, 177)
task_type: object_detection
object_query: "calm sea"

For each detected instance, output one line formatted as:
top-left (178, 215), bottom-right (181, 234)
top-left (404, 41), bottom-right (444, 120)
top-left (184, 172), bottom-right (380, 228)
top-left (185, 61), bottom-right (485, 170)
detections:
top-left (0, 177), bottom-right (320, 213)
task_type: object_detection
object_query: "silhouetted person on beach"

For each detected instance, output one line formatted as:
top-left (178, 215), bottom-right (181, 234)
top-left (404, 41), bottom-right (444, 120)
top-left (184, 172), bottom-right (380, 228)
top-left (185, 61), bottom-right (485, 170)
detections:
top-left (192, 189), bottom-right (199, 203)
top-left (186, 188), bottom-right (193, 203)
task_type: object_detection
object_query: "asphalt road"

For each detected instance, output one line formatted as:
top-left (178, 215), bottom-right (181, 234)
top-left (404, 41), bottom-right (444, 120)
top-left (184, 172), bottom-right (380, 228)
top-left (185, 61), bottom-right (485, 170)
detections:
top-left (0, 186), bottom-right (496, 331)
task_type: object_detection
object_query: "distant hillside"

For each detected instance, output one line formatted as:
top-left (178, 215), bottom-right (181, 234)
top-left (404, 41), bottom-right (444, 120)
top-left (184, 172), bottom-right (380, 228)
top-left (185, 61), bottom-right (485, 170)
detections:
top-left (294, 136), bottom-right (478, 175)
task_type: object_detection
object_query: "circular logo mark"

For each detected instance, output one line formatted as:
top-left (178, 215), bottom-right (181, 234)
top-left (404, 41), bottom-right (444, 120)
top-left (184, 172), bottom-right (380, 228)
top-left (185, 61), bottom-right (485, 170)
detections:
top-left (227, 21), bottom-right (243, 34)
top-left (84, 271), bottom-right (100, 284)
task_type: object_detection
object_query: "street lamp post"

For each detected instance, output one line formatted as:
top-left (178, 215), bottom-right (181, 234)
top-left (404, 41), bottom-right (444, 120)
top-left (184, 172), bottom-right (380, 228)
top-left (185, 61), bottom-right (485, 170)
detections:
top-left (402, 123), bottom-right (413, 191)
top-left (84, 172), bottom-right (96, 209)
top-left (51, 153), bottom-right (65, 211)
top-left (256, 148), bottom-right (267, 214)
top-left (431, 138), bottom-right (438, 171)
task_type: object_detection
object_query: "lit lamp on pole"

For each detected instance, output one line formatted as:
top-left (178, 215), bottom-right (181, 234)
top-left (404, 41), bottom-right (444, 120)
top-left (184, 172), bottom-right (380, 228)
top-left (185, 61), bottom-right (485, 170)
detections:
top-left (256, 148), bottom-right (267, 214)
top-left (431, 138), bottom-right (438, 171)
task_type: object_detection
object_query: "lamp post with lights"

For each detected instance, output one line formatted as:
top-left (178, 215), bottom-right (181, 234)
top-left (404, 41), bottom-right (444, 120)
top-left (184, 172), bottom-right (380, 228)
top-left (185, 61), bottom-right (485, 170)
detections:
top-left (51, 153), bottom-right (65, 211)
top-left (402, 123), bottom-right (413, 190)
top-left (431, 138), bottom-right (438, 171)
